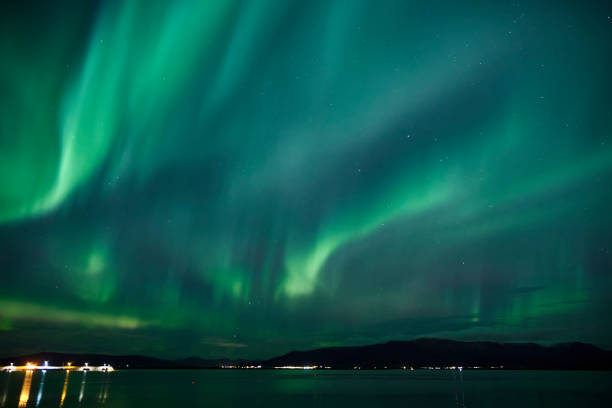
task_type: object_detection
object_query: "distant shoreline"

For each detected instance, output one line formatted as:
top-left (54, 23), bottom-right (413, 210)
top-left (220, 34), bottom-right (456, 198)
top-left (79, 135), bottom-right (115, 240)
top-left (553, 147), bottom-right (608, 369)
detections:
top-left (3, 338), bottom-right (611, 371)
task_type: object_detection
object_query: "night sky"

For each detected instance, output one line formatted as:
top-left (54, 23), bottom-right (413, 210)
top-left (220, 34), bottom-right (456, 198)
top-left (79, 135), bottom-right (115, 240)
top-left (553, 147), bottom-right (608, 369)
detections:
top-left (1, 0), bottom-right (612, 359)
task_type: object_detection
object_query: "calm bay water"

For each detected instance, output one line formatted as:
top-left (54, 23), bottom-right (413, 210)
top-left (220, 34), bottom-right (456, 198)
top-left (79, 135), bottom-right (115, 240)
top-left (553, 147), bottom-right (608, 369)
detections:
top-left (1, 369), bottom-right (610, 407)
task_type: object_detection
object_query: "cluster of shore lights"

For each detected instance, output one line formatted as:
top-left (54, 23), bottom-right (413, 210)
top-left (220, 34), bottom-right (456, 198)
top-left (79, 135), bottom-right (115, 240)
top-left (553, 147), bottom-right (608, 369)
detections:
top-left (220, 365), bottom-right (262, 369)
top-left (2, 361), bottom-right (114, 372)
top-left (273, 366), bottom-right (324, 370)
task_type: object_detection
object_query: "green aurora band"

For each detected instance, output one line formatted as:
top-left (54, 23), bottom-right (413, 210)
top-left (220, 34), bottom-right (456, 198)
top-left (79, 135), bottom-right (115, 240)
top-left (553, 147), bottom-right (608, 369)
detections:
top-left (1, 0), bottom-right (611, 357)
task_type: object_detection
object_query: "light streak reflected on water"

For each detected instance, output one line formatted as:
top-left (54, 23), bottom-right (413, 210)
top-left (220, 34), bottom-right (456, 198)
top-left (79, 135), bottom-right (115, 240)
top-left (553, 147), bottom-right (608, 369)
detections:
top-left (59, 370), bottom-right (70, 407)
top-left (36, 371), bottom-right (46, 407)
top-left (17, 370), bottom-right (33, 407)
top-left (79, 371), bottom-right (87, 403)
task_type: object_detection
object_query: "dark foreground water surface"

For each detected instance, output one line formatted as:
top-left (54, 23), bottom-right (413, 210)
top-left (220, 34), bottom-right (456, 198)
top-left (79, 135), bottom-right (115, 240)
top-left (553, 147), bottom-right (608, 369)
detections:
top-left (1, 369), bottom-right (611, 407)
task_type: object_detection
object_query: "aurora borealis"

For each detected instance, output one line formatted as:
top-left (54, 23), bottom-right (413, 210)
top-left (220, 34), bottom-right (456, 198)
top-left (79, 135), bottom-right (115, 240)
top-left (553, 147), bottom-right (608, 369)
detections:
top-left (1, 0), bottom-right (612, 358)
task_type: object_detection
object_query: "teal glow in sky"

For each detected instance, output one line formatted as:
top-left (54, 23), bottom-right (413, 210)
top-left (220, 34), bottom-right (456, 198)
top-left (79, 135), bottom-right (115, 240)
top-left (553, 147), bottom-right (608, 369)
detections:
top-left (1, 0), bottom-right (612, 358)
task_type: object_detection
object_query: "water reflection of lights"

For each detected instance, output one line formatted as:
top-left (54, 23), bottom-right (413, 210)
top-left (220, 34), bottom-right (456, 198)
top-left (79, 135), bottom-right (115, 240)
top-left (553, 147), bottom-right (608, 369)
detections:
top-left (18, 370), bottom-right (33, 408)
top-left (98, 372), bottom-right (111, 403)
top-left (36, 371), bottom-right (46, 407)
top-left (79, 371), bottom-right (87, 402)
top-left (1, 368), bottom-right (111, 406)
top-left (60, 370), bottom-right (70, 407)
top-left (0, 372), bottom-right (10, 407)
